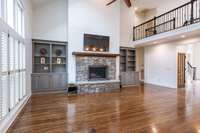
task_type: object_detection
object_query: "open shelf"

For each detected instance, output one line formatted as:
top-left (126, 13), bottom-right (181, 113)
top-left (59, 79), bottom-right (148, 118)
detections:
top-left (120, 47), bottom-right (136, 72)
top-left (33, 41), bottom-right (67, 73)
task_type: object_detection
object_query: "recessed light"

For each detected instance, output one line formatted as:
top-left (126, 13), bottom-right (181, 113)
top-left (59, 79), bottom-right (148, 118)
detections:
top-left (153, 42), bottom-right (158, 44)
top-left (181, 35), bottom-right (186, 38)
top-left (134, 7), bottom-right (138, 11)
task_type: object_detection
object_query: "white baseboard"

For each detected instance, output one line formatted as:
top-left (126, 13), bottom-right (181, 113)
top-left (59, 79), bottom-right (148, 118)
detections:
top-left (143, 80), bottom-right (176, 89)
top-left (0, 94), bottom-right (31, 133)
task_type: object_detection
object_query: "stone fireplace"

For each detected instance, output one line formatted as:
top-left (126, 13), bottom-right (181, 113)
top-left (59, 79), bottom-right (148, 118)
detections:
top-left (73, 52), bottom-right (120, 94)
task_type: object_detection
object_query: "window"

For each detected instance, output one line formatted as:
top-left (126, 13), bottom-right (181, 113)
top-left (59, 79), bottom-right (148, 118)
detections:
top-left (0, 0), bottom-right (6, 19)
top-left (0, 33), bottom-right (26, 121)
top-left (7, 0), bottom-right (14, 28)
top-left (0, 32), bottom-right (9, 121)
top-left (0, 0), bottom-right (24, 36)
top-left (0, 0), bottom-right (26, 122)
top-left (15, 0), bottom-right (24, 36)
top-left (0, 0), bottom-right (2, 18)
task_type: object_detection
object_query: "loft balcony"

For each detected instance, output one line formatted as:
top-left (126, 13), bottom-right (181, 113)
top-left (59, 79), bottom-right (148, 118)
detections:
top-left (133, 0), bottom-right (200, 45)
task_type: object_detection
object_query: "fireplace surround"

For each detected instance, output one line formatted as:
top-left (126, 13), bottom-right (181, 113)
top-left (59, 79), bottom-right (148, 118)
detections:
top-left (73, 52), bottom-right (120, 94)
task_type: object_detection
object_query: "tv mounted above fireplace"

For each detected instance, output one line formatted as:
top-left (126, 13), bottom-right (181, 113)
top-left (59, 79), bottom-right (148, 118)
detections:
top-left (84, 34), bottom-right (110, 52)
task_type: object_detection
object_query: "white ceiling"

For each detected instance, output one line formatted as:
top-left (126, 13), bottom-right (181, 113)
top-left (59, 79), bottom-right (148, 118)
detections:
top-left (31, 0), bottom-right (161, 8)
top-left (31, 0), bottom-right (187, 12)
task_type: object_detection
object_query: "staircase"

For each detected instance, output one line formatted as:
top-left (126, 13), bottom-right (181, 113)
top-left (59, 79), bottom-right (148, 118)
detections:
top-left (187, 62), bottom-right (200, 81)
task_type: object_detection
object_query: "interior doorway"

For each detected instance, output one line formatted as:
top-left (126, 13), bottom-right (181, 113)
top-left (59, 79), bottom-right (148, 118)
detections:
top-left (177, 53), bottom-right (186, 88)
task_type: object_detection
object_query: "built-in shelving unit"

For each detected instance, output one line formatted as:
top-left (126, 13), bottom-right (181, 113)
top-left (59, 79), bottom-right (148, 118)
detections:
top-left (120, 47), bottom-right (139, 86)
top-left (120, 47), bottom-right (136, 72)
top-left (32, 39), bottom-right (68, 93)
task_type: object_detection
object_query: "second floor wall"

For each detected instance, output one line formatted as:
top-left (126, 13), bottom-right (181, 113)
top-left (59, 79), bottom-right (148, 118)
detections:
top-left (134, 0), bottom-right (191, 25)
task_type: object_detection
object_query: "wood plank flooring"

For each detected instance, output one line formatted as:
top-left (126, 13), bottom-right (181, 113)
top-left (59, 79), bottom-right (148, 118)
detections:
top-left (7, 82), bottom-right (200, 133)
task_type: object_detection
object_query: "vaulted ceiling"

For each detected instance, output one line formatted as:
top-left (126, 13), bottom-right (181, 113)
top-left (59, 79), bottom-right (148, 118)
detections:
top-left (32, 0), bottom-right (188, 12)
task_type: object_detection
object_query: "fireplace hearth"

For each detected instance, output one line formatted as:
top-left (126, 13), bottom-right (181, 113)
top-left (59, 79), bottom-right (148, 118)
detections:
top-left (89, 66), bottom-right (108, 80)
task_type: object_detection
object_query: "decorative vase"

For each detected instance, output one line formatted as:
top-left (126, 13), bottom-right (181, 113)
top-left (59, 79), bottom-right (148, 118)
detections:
top-left (55, 49), bottom-right (62, 56)
top-left (41, 57), bottom-right (46, 64)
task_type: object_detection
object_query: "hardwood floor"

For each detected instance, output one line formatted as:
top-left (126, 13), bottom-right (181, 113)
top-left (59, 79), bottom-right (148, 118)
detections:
top-left (7, 82), bottom-right (200, 133)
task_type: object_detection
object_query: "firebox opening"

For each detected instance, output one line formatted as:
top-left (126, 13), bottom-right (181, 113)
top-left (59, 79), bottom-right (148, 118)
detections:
top-left (89, 66), bottom-right (108, 81)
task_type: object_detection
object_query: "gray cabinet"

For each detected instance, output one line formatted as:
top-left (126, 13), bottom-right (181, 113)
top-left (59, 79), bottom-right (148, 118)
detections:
top-left (121, 72), bottom-right (139, 86)
top-left (52, 74), bottom-right (67, 89)
top-left (120, 47), bottom-right (139, 87)
top-left (32, 74), bottom-right (50, 91)
top-left (32, 73), bottom-right (67, 92)
top-left (32, 39), bottom-right (68, 93)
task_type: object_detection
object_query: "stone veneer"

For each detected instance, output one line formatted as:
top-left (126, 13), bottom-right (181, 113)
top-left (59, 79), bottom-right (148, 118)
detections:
top-left (75, 55), bottom-right (120, 94)
top-left (76, 56), bottom-right (116, 81)
top-left (78, 81), bottom-right (120, 94)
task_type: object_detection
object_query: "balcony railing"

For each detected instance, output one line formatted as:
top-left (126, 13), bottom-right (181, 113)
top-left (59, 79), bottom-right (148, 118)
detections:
top-left (133, 0), bottom-right (200, 41)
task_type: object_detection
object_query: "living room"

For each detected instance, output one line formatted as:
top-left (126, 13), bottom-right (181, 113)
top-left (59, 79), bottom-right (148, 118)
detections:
top-left (1, 0), bottom-right (200, 132)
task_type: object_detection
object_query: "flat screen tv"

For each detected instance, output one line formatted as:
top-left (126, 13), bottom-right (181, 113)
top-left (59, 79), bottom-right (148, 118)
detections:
top-left (84, 34), bottom-right (109, 52)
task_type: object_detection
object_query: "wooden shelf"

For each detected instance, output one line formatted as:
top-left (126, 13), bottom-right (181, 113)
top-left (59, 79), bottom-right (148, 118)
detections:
top-left (35, 63), bottom-right (50, 65)
top-left (73, 52), bottom-right (120, 57)
top-left (120, 47), bottom-right (136, 72)
top-left (33, 40), bottom-right (67, 73)
top-left (34, 56), bottom-right (50, 58)
top-left (52, 63), bottom-right (66, 65)
top-left (52, 56), bottom-right (66, 58)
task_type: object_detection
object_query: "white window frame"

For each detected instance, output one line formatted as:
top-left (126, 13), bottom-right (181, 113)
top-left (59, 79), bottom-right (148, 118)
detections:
top-left (15, 0), bottom-right (24, 37)
top-left (0, 0), bottom-right (26, 122)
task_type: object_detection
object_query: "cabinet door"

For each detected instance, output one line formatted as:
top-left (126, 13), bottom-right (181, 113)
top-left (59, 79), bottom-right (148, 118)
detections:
top-left (32, 75), bottom-right (50, 91)
top-left (38, 75), bottom-right (51, 90)
top-left (52, 74), bottom-right (67, 90)
top-left (32, 75), bottom-right (40, 91)
top-left (120, 72), bottom-right (139, 86)
top-left (120, 72), bottom-right (126, 86)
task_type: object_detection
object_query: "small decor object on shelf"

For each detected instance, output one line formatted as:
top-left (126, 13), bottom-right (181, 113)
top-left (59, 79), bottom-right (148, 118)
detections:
top-left (43, 66), bottom-right (49, 71)
top-left (55, 49), bottom-right (62, 56)
top-left (41, 57), bottom-right (46, 64)
top-left (40, 48), bottom-right (47, 64)
top-left (68, 83), bottom-right (78, 95)
top-left (40, 48), bottom-right (47, 56)
top-left (57, 58), bottom-right (62, 64)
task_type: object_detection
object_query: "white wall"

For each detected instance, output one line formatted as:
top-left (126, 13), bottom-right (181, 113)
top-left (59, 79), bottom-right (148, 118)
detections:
top-left (134, 8), bottom-right (157, 25)
top-left (144, 37), bottom-right (200, 88)
top-left (32, 0), bottom-right (67, 41)
top-left (144, 44), bottom-right (177, 88)
top-left (120, 1), bottom-right (135, 47)
top-left (156, 0), bottom-right (190, 15)
top-left (134, 0), bottom-right (190, 25)
top-left (68, 0), bottom-right (120, 83)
